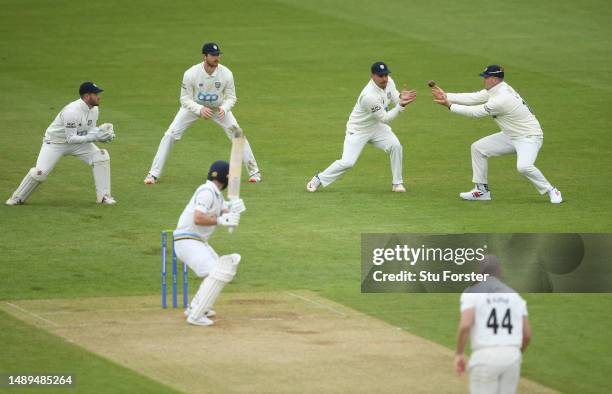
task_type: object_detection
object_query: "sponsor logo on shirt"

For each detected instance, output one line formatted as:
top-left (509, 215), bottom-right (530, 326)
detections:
top-left (371, 105), bottom-right (381, 113)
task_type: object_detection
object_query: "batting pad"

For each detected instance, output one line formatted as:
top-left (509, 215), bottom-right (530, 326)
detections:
top-left (92, 149), bottom-right (111, 201)
top-left (190, 254), bottom-right (241, 320)
top-left (11, 167), bottom-right (47, 203)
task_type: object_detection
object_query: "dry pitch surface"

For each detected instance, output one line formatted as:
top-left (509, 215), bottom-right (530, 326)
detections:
top-left (1, 291), bottom-right (555, 393)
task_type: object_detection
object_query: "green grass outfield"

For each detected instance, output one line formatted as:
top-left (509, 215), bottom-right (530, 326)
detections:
top-left (1, 0), bottom-right (611, 392)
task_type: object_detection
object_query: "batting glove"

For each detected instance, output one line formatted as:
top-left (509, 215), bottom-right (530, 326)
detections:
top-left (218, 212), bottom-right (240, 227)
top-left (229, 198), bottom-right (246, 214)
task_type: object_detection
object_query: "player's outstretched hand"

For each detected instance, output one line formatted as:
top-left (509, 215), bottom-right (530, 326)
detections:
top-left (200, 107), bottom-right (214, 119)
top-left (218, 212), bottom-right (240, 227)
top-left (399, 89), bottom-right (417, 107)
top-left (431, 87), bottom-right (451, 108)
top-left (454, 354), bottom-right (466, 375)
top-left (229, 198), bottom-right (246, 214)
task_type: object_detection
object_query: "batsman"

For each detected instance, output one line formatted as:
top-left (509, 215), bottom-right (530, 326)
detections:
top-left (172, 151), bottom-right (246, 326)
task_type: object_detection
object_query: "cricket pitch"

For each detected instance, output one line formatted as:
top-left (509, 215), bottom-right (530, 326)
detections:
top-left (1, 291), bottom-right (555, 393)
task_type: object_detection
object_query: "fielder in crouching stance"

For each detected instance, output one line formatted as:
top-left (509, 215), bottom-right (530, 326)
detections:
top-left (173, 160), bottom-right (246, 326)
top-left (307, 62), bottom-right (417, 193)
top-left (6, 82), bottom-right (116, 206)
top-left (144, 42), bottom-right (261, 185)
top-left (432, 65), bottom-right (562, 203)
top-left (456, 256), bottom-right (531, 394)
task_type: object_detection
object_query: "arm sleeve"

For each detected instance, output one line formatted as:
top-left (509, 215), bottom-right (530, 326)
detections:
top-left (194, 189), bottom-right (216, 214)
top-left (63, 110), bottom-right (94, 144)
top-left (450, 97), bottom-right (502, 118)
top-left (460, 293), bottom-right (477, 312)
top-left (220, 71), bottom-right (237, 113)
top-left (447, 90), bottom-right (489, 105)
top-left (180, 70), bottom-right (203, 116)
top-left (389, 79), bottom-right (401, 107)
top-left (362, 94), bottom-right (405, 124)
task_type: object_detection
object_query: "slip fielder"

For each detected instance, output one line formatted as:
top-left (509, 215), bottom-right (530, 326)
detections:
top-left (172, 160), bottom-right (246, 326)
top-left (432, 65), bottom-right (562, 203)
top-left (307, 61), bottom-right (417, 193)
top-left (456, 256), bottom-right (531, 394)
top-left (6, 82), bottom-right (116, 206)
top-left (144, 42), bottom-right (261, 184)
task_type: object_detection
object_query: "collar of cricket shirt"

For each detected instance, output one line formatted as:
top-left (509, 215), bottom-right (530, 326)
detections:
top-left (203, 63), bottom-right (219, 77)
top-left (78, 98), bottom-right (91, 112)
top-left (206, 180), bottom-right (222, 195)
top-left (487, 81), bottom-right (507, 96)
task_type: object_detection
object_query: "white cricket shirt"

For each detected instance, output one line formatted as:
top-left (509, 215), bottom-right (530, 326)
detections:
top-left (346, 77), bottom-right (404, 132)
top-left (460, 278), bottom-right (528, 351)
top-left (44, 99), bottom-right (99, 144)
top-left (180, 63), bottom-right (237, 116)
top-left (174, 180), bottom-right (225, 242)
top-left (448, 82), bottom-right (543, 139)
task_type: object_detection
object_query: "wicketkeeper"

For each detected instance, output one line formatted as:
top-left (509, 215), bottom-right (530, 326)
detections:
top-left (6, 82), bottom-right (116, 205)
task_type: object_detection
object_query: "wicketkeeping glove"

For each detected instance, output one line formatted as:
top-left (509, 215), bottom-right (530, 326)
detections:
top-left (218, 212), bottom-right (240, 227)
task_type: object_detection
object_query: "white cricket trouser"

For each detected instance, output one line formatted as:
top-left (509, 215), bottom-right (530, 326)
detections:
top-left (35, 141), bottom-right (101, 174)
top-left (469, 347), bottom-right (522, 394)
top-left (318, 125), bottom-right (403, 186)
top-left (148, 107), bottom-right (259, 178)
top-left (173, 239), bottom-right (220, 310)
top-left (471, 132), bottom-right (552, 194)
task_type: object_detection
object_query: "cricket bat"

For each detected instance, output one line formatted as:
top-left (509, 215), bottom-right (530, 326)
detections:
top-left (227, 126), bottom-right (244, 233)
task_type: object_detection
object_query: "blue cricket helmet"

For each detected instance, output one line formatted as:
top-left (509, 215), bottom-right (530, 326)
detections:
top-left (207, 160), bottom-right (230, 189)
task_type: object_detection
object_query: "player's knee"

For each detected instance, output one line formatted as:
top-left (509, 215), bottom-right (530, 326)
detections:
top-left (517, 164), bottom-right (534, 175)
top-left (92, 149), bottom-right (110, 164)
top-left (389, 141), bottom-right (402, 153)
top-left (194, 267), bottom-right (211, 278)
top-left (28, 168), bottom-right (47, 182)
top-left (164, 131), bottom-right (181, 142)
top-left (471, 142), bottom-right (487, 157)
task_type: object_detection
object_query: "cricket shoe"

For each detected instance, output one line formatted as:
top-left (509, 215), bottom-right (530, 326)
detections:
top-left (143, 173), bottom-right (158, 185)
top-left (548, 187), bottom-right (563, 204)
top-left (392, 184), bottom-right (406, 193)
top-left (248, 172), bottom-right (262, 183)
top-left (459, 188), bottom-right (491, 201)
top-left (306, 175), bottom-right (321, 192)
top-left (184, 307), bottom-right (216, 318)
top-left (5, 197), bottom-right (23, 206)
top-left (98, 195), bottom-right (117, 205)
top-left (187, 315), bottom-right (214, 326)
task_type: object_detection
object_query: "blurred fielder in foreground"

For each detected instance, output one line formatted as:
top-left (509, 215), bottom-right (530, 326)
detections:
top-left (307, 61), bottom-right (417, 193)
top-left (6, 82), bottom-right (116, 205)
top-left (431, 65), bottom-right (562, 203)
top-left (173, 160), bottom-right (246, 326)
top-left (456, 256), bottom-right (531, 394)
top-left (144, 42), bottom-right (261, 185)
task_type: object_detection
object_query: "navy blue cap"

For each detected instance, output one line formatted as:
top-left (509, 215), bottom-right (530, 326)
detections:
top-left (371, 61), bottom-right (391, 75)
top-left (79, 82), bottom-right (103, 96)
top-left (202, 42), bottom-right (222, 55)
top-left (479, 65), bottom-right (504, 79)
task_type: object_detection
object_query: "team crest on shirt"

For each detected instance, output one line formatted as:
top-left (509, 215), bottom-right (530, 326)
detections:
top-left (215, 81), bottom-right (221, 89)
top-left (387, 92), bottom-right (392, 99)
top-left (87, 120), bottom-right (92, 126)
